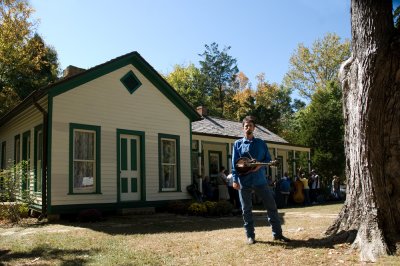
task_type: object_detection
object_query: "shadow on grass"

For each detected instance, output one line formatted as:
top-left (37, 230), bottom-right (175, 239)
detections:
top-left (0, 244), bottom-right (99, 266)
top-left (54, 212), bottom-right (288, 235)
top-left (256, 229), bottom-right (357, 250)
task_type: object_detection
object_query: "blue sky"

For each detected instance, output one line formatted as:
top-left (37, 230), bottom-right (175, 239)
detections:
top-left (30, 0), bottom-right (351, 91)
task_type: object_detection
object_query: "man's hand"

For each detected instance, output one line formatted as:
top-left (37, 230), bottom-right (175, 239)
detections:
top-left (233, 182), bottom-right (240, 190)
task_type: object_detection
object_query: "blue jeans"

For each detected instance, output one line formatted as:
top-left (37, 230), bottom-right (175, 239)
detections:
top-left (239, 185), bottom-right (282, 239)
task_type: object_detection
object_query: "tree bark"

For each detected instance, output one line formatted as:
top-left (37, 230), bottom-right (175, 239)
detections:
top-left (325, 0), bottom-right (400, 262)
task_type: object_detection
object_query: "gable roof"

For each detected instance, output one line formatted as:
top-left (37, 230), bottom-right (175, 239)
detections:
top-left (192, 116), bottom-right (289, 144)
top-left (0, 51), bottom-right (201, 126)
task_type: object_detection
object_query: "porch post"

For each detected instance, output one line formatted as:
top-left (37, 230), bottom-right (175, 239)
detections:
top-left (198, 140), bottom-right (202, 192)
top-left (293, 150), bottom-right (296, 177)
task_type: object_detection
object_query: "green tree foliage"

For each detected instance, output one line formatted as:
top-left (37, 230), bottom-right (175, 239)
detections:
top-left (253, 73), bottom-right (293, 134)
top-left (283, 33), bottom-right (350, 100)
top-left (295, 82), bottom-right (345, 180)
top-left (164, 63), bottom-right (207, 108)
top-left (198, 42), bottom-right (239, 117)
top-left (0, 0), bottom-right (60, 116)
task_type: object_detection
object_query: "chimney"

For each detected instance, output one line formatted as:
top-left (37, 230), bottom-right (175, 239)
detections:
top-left (196, 106), bottom-right (208, 117)
top-left (63, 65), bottom-right (85, 78)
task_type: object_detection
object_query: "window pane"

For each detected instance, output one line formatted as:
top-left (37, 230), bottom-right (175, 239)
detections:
top-left (162, 165), bottom-right (175, 188)
top-left (74, 131), bottom-right (94, 160)
top-left (162, 139), bottom-right (175, 163)
top-left (74, 161), bottom-right (94, 189)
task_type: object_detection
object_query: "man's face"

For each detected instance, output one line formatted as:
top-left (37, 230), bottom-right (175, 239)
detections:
top-left (243, 121), bottom-right (255, 137)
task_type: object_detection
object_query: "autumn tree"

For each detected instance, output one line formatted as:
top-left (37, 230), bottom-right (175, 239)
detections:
top-left (198, 42), bottom-right (239, 117)
top-left (224, 87), bottom-right (254, 122)
top-left (0, 0), bottom-right (59, 115)
top-left (283, 33), bottom-right (350, 100)
top-left (325, 0), bottom-right (400, 262)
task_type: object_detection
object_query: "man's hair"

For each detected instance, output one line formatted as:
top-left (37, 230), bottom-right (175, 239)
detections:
top-left (242, 115), bottom-right (256, 126)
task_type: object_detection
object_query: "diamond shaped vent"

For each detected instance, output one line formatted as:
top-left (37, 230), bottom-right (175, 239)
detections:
top-left (120, 70), bottom-right (142, 94)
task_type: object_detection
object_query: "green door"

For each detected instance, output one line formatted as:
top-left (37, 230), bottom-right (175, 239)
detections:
top-left (119, 134), bottom-right (140, 201)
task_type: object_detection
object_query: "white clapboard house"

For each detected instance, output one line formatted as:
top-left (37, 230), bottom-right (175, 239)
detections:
top-left (0, 52), bottom-right (201, 216)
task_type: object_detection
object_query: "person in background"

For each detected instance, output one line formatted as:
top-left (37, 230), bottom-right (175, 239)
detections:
top-left (310, 169), bottom-right (320, 203)
top-left (227, 171), bottom-right (241, 210)
top-left (217, 166), bottom-right (229, 200)
top-left (280, 172), bottom-right (291, 208)
top-left (300, 173), bottom-right (311, 205)
top-left (202, 176), bottom-right (214, 200)
top-left (332, 175), bottom-right (341, 200)
top-left (231, 115), bottom-right (290, 245)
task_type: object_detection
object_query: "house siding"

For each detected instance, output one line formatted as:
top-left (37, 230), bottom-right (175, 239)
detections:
top-left (50, 65), bottom-right (191, 207)
top-left (0, 96), bottom-right (47, 206)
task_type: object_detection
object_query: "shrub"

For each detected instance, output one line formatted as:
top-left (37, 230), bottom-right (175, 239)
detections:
top-left (204, 201), bottom-right (218, 216)
top-left (187, 202), bottom-right (207, 216)
top-left (18, 203), bottom-right (30, 218)
top-left (0, 161), bottom-right (34, 223)
top-left (216, 200), bottom-right (234, 216)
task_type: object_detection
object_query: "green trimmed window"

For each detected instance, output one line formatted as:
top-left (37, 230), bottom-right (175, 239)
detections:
top-left (158, 134), bottom-right (180, 192)
top-left (69, 123), bottom-right (101, 194)
top-left (120, 70), bottom-right (142, 94)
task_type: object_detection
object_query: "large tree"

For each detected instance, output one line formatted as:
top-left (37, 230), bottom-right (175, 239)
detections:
top-left (284, 33), bottom-right (350, 100)
top-left (326, 0), bottom-right (400, 262)
top-left (0, 0), bottom-right (59, 115)
top-left (198, 42), bottom-right (239, 117)
top-left (164, 63), bottom-right (207, 108)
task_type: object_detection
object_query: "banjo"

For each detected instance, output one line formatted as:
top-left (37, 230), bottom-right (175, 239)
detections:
top-left (235, 157), bottom-right (280, 176)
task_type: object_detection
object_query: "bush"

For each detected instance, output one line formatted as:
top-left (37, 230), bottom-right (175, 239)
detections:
top-left (187, 202), bottom-right (207, 216)
top-left (0, 161), bottom-right (34, 223)
top-left (215, 200), bottom-right (234, 216)
top-left (18, 203), bottom-right (30, 218)
top-left (204, 201), bottom-right (218, 216)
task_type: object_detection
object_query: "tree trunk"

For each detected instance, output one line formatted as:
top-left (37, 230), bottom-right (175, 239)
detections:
top-left (325, 0), bottom-right (400, 262)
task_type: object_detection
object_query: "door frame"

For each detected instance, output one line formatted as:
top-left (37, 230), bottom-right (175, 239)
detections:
top-left (208, 150), bottom-right (222, 184)
top-left (116, 129), bottom-right (146, 203)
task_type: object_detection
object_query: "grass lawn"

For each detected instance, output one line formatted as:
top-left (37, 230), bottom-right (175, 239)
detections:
top-left (0, 202), bottom-right (399, 265)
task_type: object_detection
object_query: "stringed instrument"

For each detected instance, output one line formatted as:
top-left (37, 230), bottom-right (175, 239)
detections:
top-left (235, 157), bottom-right (279, 176)
top-left (293, 179), bottom-right (304, 203)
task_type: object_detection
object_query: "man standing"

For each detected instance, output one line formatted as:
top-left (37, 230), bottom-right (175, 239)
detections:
top-left (231, 116), bottom-right (290, 245)
top-left (310, 169), bottom-right (320, 204)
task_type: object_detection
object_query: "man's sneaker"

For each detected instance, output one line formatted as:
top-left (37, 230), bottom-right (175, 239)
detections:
top-left (247, 237), bottom-right (256, 245)
top-left (273, 235), bottom-right (291, 242)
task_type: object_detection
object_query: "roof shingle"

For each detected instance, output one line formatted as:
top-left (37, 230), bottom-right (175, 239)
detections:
top-left (192, 116), bottom-right (288, 144)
